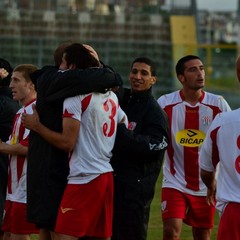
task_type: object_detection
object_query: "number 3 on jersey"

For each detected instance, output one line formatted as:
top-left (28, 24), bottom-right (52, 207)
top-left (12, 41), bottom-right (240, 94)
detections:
top-left (103, 99), bottom-right (117, 137)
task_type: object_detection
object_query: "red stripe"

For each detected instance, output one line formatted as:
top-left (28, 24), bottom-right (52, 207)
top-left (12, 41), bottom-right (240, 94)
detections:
top-left (201, 103), bottom-right (222, 119)
top-left (7, 158), bottom-right (12, 194)
top-left (164, 104), bottom-right (176, 175)
top-left (8, 109), bottom-right (28, 191)
top-left (184, 105), bottom-right (199, 191)
top-left (17, 110), bottom-right (27, 181)
top-left (81, 94), bottom-right (92, 113)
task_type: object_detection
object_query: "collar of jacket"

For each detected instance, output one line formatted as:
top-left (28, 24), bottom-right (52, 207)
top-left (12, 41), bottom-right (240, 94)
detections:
top-left (129, 87), bottom-right (153, 101)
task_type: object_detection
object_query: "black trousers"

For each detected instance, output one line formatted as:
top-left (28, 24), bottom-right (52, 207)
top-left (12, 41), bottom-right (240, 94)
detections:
top-left (112, 177), bottom-right (153, 240)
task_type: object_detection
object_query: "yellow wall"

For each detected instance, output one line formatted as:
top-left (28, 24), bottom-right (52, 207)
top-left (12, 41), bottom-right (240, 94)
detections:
top-left (170, 15), bottom-right (197, 87)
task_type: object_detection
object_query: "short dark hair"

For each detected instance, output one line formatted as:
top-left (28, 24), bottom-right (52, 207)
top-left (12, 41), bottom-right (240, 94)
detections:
top-left (131, 57), bottom-right (157, 76)
top-left (175, 55), bottom-right (201, 75)
top-left (0, 58), bottom-right (13, 86)
top-left (64, 43), bottom-right (99, 69)
top-left (53, 40), bottom-right (72, 66)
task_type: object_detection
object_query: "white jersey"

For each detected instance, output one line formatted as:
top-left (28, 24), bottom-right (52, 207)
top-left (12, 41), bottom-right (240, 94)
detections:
top-left (200, 109), bottom-right (240, 211)
top-left (7, 99), bottom-right (36, 203)
top-left (63, 91), bottom-right (127, 184)
top-left (157, 90), bottom-right (231, 196)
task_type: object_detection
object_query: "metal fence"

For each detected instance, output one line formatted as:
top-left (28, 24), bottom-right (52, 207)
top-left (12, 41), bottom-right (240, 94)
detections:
top-left (0, 8), bottom-right (239, 108)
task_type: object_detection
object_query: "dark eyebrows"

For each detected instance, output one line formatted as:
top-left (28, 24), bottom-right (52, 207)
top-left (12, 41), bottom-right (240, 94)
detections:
top-left (186, 64), bottom-right (205, 72)
top-left (131, 68), bottom-right (150, 75)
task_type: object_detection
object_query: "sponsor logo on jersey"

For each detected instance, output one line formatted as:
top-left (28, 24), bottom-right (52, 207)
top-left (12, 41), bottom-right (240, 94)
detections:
top-left (10, 134), bottom-right (17, 145)
top-left (175, 129), bottom-right (205, 147)
top-left (61, 207), bottom-right (74, 214)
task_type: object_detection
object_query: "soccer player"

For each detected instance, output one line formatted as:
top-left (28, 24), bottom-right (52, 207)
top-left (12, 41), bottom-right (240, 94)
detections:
top-left (200, 55), bottom-right (240, 240)
top-left (157, 55), bottom-right (231, 240)
top-left (0, 59), bottom-right (20, 236)
top-left (0, 64), bottom-right (39, 240)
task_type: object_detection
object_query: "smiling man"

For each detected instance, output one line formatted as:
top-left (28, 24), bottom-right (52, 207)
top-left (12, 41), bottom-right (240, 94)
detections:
top-left (157, 55), bottom-right (231, 240)
top-left (199, 55), bottom-right (240, 240)
top-left (111, 57), bottom-right (169, 240)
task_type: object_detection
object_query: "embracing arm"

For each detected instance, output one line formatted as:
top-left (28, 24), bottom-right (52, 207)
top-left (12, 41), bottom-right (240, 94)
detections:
top-left (45, 67), bottom-right (122, 102)
top-left (115, 123), bottom-right (168, 157)
top-left (114, 107), bottom-right (169, 158)
top-left (22, 105), bottom-right (79, 152)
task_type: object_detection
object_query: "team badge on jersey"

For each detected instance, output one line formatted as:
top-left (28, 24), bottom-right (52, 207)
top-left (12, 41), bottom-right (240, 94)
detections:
top-left (175, 129), bottom-right (205, 147)
top-left (201, 115), bottom-right (211, 125)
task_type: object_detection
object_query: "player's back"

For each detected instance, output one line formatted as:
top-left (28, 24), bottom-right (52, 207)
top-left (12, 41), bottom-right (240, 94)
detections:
top-left (67, 91), bottom-right (126, 183)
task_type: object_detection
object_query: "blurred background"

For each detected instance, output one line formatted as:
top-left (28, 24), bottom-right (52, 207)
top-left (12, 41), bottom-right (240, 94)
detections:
top-left (1, 0), bottom-right (240, 108)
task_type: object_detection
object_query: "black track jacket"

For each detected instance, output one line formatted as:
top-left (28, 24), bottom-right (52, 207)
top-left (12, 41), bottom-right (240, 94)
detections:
top-left (111, 87), bottom-right (169, 240)
top-left (111, 87), bottom-right (169, 185)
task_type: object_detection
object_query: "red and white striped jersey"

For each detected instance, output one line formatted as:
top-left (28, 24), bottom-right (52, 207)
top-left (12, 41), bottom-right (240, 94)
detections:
top-left (63, 91), bottom-right (127, 184)
top-left (200, 109), bottom-right (240, 211)
top-left (157, 90), bottom-right (231, 196)
top-left (7, 99), bottom-right (36, 203)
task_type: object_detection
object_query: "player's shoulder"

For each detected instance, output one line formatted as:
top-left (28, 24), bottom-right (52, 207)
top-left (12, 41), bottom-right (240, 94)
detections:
top-left (202, 91), bottom-right (230, 110)
top-left (158, 90), bottom-right (179, 100)
top-left (217, 108), bottom-right (240, 123)
top-left (208, 109), bottom-right (239, 133)
top-left (203, 91), bottom-right (226, 101)
top-left (157, 90), bottom-right (180, 106)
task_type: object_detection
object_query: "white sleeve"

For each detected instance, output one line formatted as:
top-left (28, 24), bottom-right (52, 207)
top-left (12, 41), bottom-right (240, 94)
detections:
top-left (157, 96), bottom-right (163, 108)
top-left (199, 141), bottom-right (214, 172)
top-left (199, 114), bottom-right (221, 172)
top-left (219, 96), bottom-right (231, 112)
top-left (117, 106), bottom-right (128, 127)
top-left (63, 96), bottom-right (81, 122)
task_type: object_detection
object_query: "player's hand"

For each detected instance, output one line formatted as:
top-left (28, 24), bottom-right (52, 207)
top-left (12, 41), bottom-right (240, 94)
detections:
top-left (0, 68), bottom-right (9, 79)
top-left (22, 104), bottom-right (40, 131)
top-left (83, 44), bottom-right (100, 62)
top-left (206, 185), bottom-right (216, 206)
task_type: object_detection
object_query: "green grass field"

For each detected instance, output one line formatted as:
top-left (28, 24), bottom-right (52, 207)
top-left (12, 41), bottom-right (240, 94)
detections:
top-left (147, 170), bottom-right (219, 240)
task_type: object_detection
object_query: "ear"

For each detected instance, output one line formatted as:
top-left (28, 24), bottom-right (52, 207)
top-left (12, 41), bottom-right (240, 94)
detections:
top-left (29, 81), bottom-right (36, 91)
top-left (178, 74), bottom-right (184, 84)
top-left (150, 76), bottom-right (157, 86)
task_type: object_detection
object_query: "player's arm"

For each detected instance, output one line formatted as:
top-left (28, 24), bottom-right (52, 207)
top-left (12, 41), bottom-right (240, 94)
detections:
top-left (22, 105), bottom-right (79, 152)
top-left (114, 104), bottom-right (169, 158)
top-left (0, 141), bottom-right (27, 156)
top-left (200, 115), bottom-right (222, 206)
top-left (201, 169), bottom-right (216, 206)
top-left (45, 67), bottom-right (122, 102)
